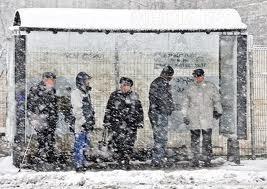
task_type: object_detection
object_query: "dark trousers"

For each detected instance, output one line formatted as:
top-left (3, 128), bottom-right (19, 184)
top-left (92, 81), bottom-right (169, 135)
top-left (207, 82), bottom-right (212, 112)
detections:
top-left (36, 129), bottom-right (56, 163)
top-left (190, 129), bottom-right (213, 163)
top-left (110, 127), bottom-right (137, 166)
top-left (149, 113), bottom-right (168, 165)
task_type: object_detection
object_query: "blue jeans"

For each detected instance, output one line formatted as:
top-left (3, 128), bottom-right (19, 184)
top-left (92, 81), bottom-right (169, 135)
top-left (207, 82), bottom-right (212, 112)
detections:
top-left (149, 113), bottom-right (168, 165)
top-left (74, 131), bottom-right (90, 168)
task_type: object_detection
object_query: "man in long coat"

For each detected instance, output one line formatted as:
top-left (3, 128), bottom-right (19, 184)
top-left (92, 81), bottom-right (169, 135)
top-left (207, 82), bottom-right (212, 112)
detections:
top-left (183, 69), bottom-right (223, 167)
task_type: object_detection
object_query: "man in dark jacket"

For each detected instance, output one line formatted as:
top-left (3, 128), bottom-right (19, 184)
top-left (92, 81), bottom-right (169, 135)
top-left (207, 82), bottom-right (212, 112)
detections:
top-left (71, 72), bottom-right (95, 172)
top-left (104, 77), bottom-right (144, 169)
top-left (149, 66), bottom-right (175, 167)
top-left (27, 72), bottom-right (58, 163)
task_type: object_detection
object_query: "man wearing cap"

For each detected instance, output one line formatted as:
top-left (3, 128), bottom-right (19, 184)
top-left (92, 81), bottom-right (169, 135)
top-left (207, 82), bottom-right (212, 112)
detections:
top-left (71, 72), bottom-right (95, 172)
top-left (183, 69), bottom-right (222, 167)
top-left (149, 65), bottom-right (175, 167)
top-left (27, 72), bottom-right (58, 164)
top-left (104, 77), bottom-right (144, 169)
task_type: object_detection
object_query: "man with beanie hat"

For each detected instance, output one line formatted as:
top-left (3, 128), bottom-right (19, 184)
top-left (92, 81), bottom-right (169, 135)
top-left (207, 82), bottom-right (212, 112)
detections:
top-left (71, 72), bottom-right (95, 172)
top-left (149, 65), bottom-right (175, 167)
top-left (27, 72), bottom-right (58, 164)
top-left (183, 68), bottom-right (222, 167)
top-left (104, 77), bottom-right (144, 169)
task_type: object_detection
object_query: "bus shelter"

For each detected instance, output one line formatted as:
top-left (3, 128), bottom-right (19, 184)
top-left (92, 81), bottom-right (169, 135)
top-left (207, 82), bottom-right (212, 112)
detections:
top-left (9, 8), bottom-right (248, 168)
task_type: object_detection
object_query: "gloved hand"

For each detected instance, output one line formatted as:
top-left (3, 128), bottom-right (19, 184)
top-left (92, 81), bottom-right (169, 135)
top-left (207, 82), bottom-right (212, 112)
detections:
top-left (183, 117), bottom-right (190, 125)
top-left (136, 123), bottom-right (144, 128)
top-left (69, 126), bottom-right (75, 133)
top-left (82, 123), bottom-right (94, 132)
top-left (213, 111), bottom-right (222, 120)
top-left (103, 123), bottom-right (112, 130)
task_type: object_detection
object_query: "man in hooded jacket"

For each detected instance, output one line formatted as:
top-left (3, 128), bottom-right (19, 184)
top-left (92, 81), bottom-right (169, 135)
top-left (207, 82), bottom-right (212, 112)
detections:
top-left (103, 77), bottom-right (144, 169)
top-left (148, 66), bottom-right (175, 167)
top-left (71, 72), bottom-right (95, 172)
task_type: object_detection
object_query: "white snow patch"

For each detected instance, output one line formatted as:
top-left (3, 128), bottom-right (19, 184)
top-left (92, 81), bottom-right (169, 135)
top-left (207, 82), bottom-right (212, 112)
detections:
top-left (0, 156), bottom-right (18, 175)
top-left (0, 156), bottom-right (267, 188)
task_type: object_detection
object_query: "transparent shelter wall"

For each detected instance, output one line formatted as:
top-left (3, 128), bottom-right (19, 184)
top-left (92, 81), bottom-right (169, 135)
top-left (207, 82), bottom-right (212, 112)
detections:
top-left (217, 35), bottom-right (237, 155)
top-left (25, 32), bottom-right (118, 152)
top-left (116, 33), bottom-right (220, 149)
top-left (25, 31), bottom-right (224, 154)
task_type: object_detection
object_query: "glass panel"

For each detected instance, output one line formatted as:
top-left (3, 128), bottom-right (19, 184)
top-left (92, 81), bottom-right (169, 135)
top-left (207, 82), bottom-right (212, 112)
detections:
top-left (25, 31), bottom-right (220, 153)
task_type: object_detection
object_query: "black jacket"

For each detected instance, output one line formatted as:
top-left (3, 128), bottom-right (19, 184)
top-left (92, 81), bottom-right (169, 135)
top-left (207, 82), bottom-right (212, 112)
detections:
top-left (149, 76), bottom-right (174, 116)
top-left (104, 90), bottom-right (144, 131)
top-left (27, 81), bottom-right (58, 131)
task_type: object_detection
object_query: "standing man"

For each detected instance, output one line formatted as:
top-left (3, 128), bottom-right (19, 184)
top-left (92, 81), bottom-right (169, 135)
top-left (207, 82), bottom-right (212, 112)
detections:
top-left (27, 72), bottom-right (58, 163)
top-left (183, 69), bottom-right (222, 167)
top-left (104, 77), bottom-right (144, 169)
top-left (149, 66), bottom-right (175, 167)
top-left (71, 72), bottom-right (95, 172)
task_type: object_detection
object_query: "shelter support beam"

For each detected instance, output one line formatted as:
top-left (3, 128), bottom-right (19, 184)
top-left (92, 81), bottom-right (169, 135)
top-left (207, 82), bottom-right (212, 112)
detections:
top-left (237, 35), bottom-right (248, 139)
top-left (13, 35), bottom-right (26, 167)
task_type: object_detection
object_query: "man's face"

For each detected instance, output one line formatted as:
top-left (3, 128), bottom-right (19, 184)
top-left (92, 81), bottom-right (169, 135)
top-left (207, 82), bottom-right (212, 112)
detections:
top-left (195, 75), bottom-right (205, 83)
top-left (44, 78), bottom-right (56, 89)
top-left (85, 79), bottom-right (90, 87)
top-left (84, 79), bottom-right (92, 91)
top-left (166, 75), bottom-right (173, 81)
top-left (120, 83), bottom-right (131, 93)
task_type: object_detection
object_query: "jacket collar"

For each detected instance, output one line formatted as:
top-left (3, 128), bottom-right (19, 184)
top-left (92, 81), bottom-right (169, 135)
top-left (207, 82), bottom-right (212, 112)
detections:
top-left (118, 90), bottom-right (132, 96)
top-left (38, 81), bottom-right (56, 93)
top-left (194, 80), bottom-right (206, 86)
top-left (159, 76), bottom-right (170, 83)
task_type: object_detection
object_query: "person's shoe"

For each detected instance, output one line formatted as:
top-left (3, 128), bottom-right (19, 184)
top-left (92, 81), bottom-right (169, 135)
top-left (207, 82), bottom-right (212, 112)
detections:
top-left (191, 161), bottom-right (200, 168)
top-left (151, 161), bottom-right (161, 168)
top-left (204, 161), bottom-right (212, 167)
top-left (83, 161), bottom-right (92, 169)
top-left (125, 165), bottom-right (131, 170)
top-left (75, 167), bottom-right (86, 173)
top-left (46, 153), bottom-right (58, 164)
top-left (119, 163), bottom-right (131, 170)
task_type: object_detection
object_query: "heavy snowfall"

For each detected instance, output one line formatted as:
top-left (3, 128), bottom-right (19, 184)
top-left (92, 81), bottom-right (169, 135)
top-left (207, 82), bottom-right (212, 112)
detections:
top-left (1, 1), bottom-right (267, 189)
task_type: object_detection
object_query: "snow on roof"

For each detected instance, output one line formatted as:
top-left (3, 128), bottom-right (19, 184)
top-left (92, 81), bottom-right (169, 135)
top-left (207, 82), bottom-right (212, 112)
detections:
top-left (13, 8), bottom-right (247, 32)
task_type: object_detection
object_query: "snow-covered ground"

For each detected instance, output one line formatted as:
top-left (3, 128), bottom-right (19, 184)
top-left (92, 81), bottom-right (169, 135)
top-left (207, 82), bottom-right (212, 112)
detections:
top-left (0, 156), bottom-right (267, 189)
